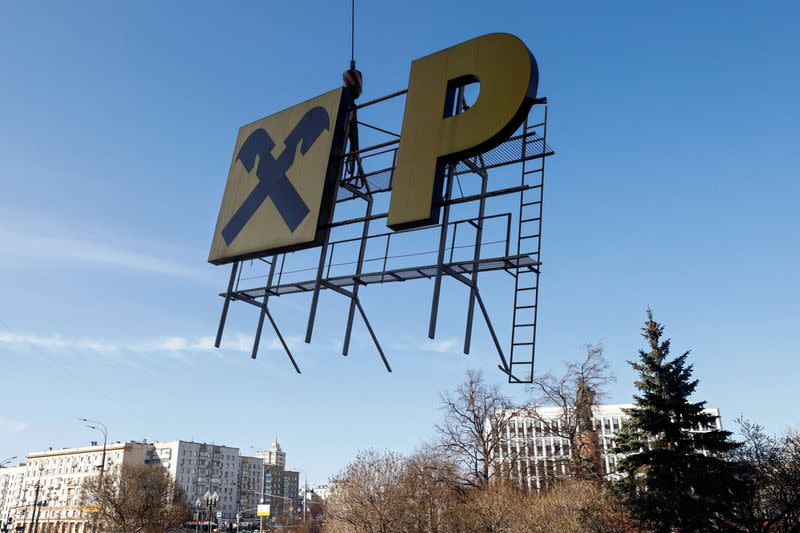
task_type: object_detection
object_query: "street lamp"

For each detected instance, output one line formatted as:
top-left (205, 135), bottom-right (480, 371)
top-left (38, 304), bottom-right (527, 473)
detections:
top-left (0, 457), bottom-right (17, 468)
top-left (79, 418), bottom-right (107, 533)
top-left (194, 498), bottom-right (203, 533)
top-left (204, 490), bottom-right (219, 533)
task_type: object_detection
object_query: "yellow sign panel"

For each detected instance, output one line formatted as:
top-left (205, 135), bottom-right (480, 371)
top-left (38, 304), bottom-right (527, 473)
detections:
top-left (209, 88), bottom-right (350, 264)
top-left (388, 33), bottom-right (539, 230)
top-left (82, 506), bottom-right (100, 513)
top-left (257, 504), bottom-right (271, 517)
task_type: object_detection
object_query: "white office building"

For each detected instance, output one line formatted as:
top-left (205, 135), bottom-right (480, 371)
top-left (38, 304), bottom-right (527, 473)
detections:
top-left (496, 403), bottom-right (723, 491)
top-left (146, 441), bottom-right (242, 522)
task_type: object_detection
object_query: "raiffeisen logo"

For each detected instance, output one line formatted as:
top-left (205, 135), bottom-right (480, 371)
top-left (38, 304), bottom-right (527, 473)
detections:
top-left (209, 89), bottom-right (350, 264)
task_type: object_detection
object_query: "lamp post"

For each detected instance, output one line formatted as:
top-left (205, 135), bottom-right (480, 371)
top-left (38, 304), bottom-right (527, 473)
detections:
top-left (204, 490), bottom-right (219, 533)
top-left (79, 418), bottom-right (107, 533)
top-left (194, 498), bottom-right (202, 533)
top-left (0, 457), bottom-right (17, 468)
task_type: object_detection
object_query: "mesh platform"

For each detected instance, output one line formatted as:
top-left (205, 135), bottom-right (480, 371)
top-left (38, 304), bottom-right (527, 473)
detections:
top-left (227, 254), bottom-right (539, 299)
top-left (336, 130), bottom-right (554, 202)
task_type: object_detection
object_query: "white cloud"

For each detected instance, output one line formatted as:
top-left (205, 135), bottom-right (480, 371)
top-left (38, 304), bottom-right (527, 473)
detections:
top-left (420, 337), bottom-right (460, 353)
top-left (390, 337), bottom-right (460, 354)
top-left (0, 331), bottom-right (122, 353)
top-left (0, 330), bottom-right (245, 357)
top-left (0, 330), bottom-right (308, 361)
top-left (0, 225), bottom-right (207, 280)
top-left (0, 416), bottom-right (29, 433)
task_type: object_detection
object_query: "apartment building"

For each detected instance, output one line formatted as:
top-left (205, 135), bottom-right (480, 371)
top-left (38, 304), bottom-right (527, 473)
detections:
top-left (146, 441), bottom-right (241, 521)
top-left (0, 464), bottom-right (25, 530)
top-left (11, 441), bottom-right (150, 533)
top-left (0, 437), bottom-right (303, 531)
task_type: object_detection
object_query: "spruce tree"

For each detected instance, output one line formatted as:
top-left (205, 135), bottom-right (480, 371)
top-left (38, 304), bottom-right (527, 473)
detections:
top-left (613, 310), bottom-right (739, 532)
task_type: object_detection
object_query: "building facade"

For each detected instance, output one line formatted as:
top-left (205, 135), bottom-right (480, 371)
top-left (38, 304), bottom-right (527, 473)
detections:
top-left (254, 439), bottom-right (299, 517)
top-left (146, 440), bottom-right (242, 522)
top-left (11, 441), bottom-right (150, 533)
top-left (0, 437), bottom-right (303, 531)
top-left (497, 403), bottom-right (723, 491)
top-left (0, 464), bottom-right (25, 531)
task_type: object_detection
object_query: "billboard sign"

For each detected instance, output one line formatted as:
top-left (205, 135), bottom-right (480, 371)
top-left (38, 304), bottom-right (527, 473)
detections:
top-left (210, 33), bottom-right (550, 383)
top-left (209, 88), bottom-right (351, 264)
top-left (210, 33), bottom-right (537, 262)
top-left (257, 504), bottom-right (270, 517)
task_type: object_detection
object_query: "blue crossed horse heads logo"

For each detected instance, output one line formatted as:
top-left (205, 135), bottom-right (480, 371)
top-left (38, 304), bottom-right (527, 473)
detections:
top-left (221, 106), bottom-right (331, 246)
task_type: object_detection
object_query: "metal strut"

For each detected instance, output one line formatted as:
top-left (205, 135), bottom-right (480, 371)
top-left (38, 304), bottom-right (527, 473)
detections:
top-left (428, 85), bottom-right (466, 339)
top-left (215, 260), bottom-right (240, 348)
top-left (252, 255), bottom-right (277, 359)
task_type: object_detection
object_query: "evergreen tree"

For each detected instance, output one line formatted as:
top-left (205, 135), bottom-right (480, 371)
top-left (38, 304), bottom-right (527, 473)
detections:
top-left (613, 310), bottom-right (739, 532)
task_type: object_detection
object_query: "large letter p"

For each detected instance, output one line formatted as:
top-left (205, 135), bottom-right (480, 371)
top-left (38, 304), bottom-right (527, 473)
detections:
top-left (387, 33), bottom-right (539, 230)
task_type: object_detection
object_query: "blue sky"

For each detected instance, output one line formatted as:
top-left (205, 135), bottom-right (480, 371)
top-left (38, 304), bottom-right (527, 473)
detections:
top-left (0, 1), bottom-right (798, 485)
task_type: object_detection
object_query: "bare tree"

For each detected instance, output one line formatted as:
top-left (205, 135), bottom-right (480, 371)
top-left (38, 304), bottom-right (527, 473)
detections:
top-left (80, 463), bottom-right (192, 533)
top-left (321, 448), bottom-right (635, 533)
top-left (727, 418), bottom-right (800, 532)
top-left (397, 448), bottom-right (465, 533)
top-left (461, 481), bottom-right (520, 533)
top-left (435, 369), bottom-right (521, 488)
top-left (515, 479), bottom-right (634, 533)
top-left (323, 449), bottom-right (406, 533)
top-left (526, 345), bottom-right (614, 483)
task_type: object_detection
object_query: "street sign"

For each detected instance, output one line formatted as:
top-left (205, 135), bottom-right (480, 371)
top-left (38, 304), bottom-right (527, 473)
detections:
top-left (82, 506), bottom-right (100, 513)
top-left (216, 511), bottom-right (222, 520)
top-left (257, 504), bottom-right (270, 517)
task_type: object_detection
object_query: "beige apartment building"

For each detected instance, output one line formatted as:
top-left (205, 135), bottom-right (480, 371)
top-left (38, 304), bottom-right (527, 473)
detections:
top-left (11, 441), bottom-right (149, 533)
top-left (1, 437), bottom-right (302, 531)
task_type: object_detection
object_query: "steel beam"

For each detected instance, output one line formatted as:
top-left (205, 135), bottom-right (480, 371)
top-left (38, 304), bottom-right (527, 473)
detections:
top-left (251, 255), bottom-right (277, 359)
top-left (215, 261), bottom-right (239, 348)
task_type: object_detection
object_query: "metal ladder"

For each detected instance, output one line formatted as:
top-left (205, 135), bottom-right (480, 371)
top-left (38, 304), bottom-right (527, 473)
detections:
top-left (508, 107), bottom-right (548, 383)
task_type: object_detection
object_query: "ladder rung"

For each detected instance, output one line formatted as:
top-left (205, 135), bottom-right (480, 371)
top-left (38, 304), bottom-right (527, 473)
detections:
top-left (521, 217), bottom-right (541, 223)
top-left (522, 201), bottom-right (541, 207)
top-left (511, 361), bottom-right (533, 366)
top-left (519, 235), bottom-right (539, 239)
top-left (514, 323), bottom-right (535, 328)
top-left (517, 286), bottom-right (537, 291)
top-left (523, 168), bottom-right (543, 175)
top-left (512, 342), bottom-right (535, 346)
top-left (515, 304), bottom-right (535, 310)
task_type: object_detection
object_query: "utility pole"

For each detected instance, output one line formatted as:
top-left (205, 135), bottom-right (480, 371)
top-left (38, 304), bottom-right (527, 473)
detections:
top-left (79, 419), bottom-right (107, 533)
top-left (259, 463), bottom-right (265, 533)
top-left (28, 483), bottom-right (40, 533)
top-left (302, 477), bottom-right (307, 522)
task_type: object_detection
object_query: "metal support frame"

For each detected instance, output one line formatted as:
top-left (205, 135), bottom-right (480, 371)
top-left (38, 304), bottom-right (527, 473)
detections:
top-left (427, 161), bottom-right (456, 339)
top-left (215, 261), bottom-right (239, 348)
top-left (341, 182), bottom-right (373, 356)
top-left (428, 85), bottom-right (466, 340)
top-left (213, 86), bottom-right (552, 383)
top-left (463, 156), bottom-right (489, 354)
top-left (441, 265), bottom-right (509, 372)
top-left (252, 256), bottom-right (277, 359)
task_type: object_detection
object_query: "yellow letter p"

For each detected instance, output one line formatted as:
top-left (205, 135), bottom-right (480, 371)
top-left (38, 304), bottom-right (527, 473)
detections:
top-left (387, 33), bottom-right (539, 230)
